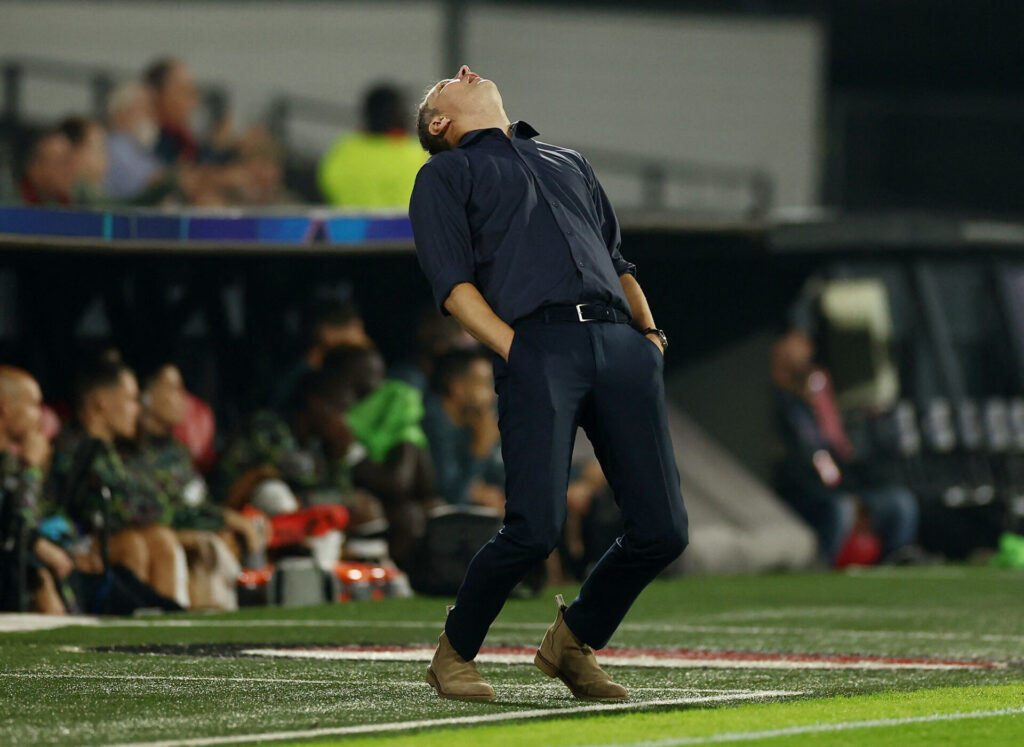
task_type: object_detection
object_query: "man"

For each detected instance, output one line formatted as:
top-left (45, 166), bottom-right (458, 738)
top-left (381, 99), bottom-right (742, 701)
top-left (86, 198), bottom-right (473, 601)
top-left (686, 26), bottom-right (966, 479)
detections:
top-left (409, 66), bottom-right (688, 701)
top-left (772, 330), bottom-right (919, 565)
top-left (17, 129), bottom-right (74, 206)
top-left (270, 299), bottom-right (372, 411)
top-left (422, 348), bottom-right (505, 511)
top-left (104, 82), bottom-right (170, 202)
top-left (57, 117), bottom-right (108, 206)
top-left (319, 84), bottom-right (427, 207)
top-left (126, 362), bottom-right (260, 608)
top-left (48, 350), bottom-right (188, 606)
top-left (0, 366), bottom-right (72, 614)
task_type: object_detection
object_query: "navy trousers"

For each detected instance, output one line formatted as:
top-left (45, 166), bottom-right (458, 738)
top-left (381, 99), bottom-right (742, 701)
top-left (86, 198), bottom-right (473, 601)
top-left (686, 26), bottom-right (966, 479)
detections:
top-left (445, 317), bottom-right (689, 660)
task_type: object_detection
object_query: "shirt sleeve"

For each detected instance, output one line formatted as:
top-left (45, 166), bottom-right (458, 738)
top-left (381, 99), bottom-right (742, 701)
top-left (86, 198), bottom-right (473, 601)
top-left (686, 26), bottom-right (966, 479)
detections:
top-left (580, 156), bottom-right (636, 278)
top-left (409, 155), bottom-right (476, 313)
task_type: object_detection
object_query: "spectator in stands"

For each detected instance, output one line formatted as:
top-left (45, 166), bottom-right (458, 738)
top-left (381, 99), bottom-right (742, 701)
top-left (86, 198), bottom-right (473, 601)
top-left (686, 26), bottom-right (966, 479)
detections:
top-left (17, 129), bottom-right (74, 206)
top-left (772, 330), bottom-right (919, 565)
top-left (104, 82), bottom-right (174, 203)
top-left (57, 117), bottom-right (108, 206)
top-left (47, 350), bottom-right (189, 606)
top-left (0, 366), bottom-right (73, 614)
top-left (271, 298), bottom-right (372, 411)
top-left (422, 348), bottom-right (504, 511)
top-left (124, 362), bottom-right (257, 609)
top-left (142, 57), bottom-right (251, 206)
top-left (318, 83), bottom-right (426, 207)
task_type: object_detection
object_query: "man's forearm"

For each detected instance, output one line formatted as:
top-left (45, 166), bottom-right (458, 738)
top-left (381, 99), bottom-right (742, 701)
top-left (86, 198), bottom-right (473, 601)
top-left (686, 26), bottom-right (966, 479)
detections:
top-left (619, 273), bottom-right (655, 330)
top-left (443, 283), bottom-right (516, 360)
top-left (619, 273), bottom-right (665, 353)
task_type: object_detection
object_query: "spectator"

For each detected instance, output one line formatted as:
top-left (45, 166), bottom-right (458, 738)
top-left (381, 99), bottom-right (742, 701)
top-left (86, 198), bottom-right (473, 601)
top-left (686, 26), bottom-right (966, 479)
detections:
top-left (104, 82), bottom-right (172, 202)
top-left (124, 362), bottom-right (254, 609)
top-left (422, 348), bottom-right (504, 511)
top-left (772, 330), bottom-right (919, 565)
top-left (0, 366), bottom-right (73, 614)
top-left (57, 117), bottom-right (108, 205)
top-left (318, 83), bottom-right (426, 207)
top-left (47, 350), bottom-right (189, 606)
top-left (144, 57), bottom-right (203, 166)
top-left (17, 129), bottom-right (74, 206)
top-left (270, 298), bottom-right (372, 411)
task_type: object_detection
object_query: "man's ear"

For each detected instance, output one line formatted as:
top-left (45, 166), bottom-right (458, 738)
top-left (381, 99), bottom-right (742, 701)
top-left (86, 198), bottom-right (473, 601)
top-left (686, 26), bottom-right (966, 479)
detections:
top-left (428, 116), bottom-right (451, 138)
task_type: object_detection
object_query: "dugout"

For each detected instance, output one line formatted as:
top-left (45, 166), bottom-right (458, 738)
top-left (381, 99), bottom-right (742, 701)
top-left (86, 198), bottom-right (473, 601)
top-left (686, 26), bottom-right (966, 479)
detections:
top-left (2, 208), bottom-right (1023, 559)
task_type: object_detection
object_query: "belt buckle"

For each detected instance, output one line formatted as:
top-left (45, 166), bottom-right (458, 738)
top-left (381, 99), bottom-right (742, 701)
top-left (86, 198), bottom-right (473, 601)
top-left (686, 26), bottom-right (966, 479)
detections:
top-left (575, 303), bottom-right (593, 323)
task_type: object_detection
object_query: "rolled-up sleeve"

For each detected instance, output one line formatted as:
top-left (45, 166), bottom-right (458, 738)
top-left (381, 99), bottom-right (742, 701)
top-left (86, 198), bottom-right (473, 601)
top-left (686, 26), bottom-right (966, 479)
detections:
top-left (409, 155), bottom-right (476, 312)
top-left (582, 157), bottom-right (636, 278)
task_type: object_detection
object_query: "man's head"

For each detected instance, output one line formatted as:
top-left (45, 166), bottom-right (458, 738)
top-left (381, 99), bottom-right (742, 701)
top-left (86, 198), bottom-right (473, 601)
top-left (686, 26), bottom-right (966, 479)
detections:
top-left (20, 130), bottom-right (74, 203)
top-left (74, 349), bottom-right (140, 442)
top-left (299, 345), bottom-right (385, 438)
top-left (363, 84), bottom-right (408, 134)
top-left (305, 300), bottom-right (371, 366)
top-left (57, 116), bottom-right (108, 189)
top-left (140, 363), bottom-right (188, 434)
top-left (0, 366), bottom-right (43, 446)
top-left (771, 330), bottom-right (816, 395)
top-left (108, 82), bottom-right (159, 150)
top-left (417, 65), bottom-right (506, 155)
top-left (144, 57), bottom-right (198, 130)
top-left (429, 348), bottom-right (495, 416)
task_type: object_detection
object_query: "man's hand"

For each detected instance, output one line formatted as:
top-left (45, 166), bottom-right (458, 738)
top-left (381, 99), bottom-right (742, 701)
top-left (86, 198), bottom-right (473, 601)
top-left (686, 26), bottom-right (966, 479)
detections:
top-left (465, 405), bottom-right (500, 457)
top-left (20, 429), bottom-right (51, 468)
top-left (501, 330), bottom-right (515, 362)
top-left (469, 479), bottom-right (505, 515)
top-left (33, 537), bottom-right (74, 579)
top-left (644, 332), bottom-right (665, 355)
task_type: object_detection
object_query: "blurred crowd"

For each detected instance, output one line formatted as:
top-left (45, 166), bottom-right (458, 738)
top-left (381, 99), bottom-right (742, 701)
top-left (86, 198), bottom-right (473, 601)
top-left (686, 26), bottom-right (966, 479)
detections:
top-left (0, 300), bottom-right (620, 615)
top-left (2, 57), bottom-right (424, 210)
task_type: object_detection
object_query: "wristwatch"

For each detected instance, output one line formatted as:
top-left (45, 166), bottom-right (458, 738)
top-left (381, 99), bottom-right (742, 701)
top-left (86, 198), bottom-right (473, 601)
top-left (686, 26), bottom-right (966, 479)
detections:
top-left (642, 327), bottom-right (668, 351)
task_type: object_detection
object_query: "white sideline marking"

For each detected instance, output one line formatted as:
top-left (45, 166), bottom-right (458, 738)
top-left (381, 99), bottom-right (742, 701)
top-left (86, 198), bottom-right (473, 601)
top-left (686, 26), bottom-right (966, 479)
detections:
top-left (242, 647), bottom-right (994, 671)
top-left (592, 706), bottom-right (1024, 746)
top-left (0, 613), bottom-right (101, 633)
top-left (18, 616), bottom-right (1023, 644)
top-left (105, 690), bottom-right (803, 747)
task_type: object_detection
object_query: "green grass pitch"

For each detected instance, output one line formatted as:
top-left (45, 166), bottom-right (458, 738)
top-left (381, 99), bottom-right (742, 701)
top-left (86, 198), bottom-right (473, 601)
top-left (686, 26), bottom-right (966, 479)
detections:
top-left (1, 566), bottom-right (1022, 745)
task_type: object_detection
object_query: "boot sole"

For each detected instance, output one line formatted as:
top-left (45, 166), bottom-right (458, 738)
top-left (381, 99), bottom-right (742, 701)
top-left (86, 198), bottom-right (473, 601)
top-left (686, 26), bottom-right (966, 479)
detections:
top-left (425, 667), bottom-right (496, 701)
top-left (533, 651), bottom-right (628, 701)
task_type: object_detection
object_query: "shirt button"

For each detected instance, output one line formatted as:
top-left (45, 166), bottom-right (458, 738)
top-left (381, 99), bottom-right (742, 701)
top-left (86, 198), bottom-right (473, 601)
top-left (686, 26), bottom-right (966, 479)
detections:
top-left (578, 260), bottom-right (584, 267)
top-left (552, 201), bottom-right (560, 208)
top-left (566, 230), bottom-right (574, 236)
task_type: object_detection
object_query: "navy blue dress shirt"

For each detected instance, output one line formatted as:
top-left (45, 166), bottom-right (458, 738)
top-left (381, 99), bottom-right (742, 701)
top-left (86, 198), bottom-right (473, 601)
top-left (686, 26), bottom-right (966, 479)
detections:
top-left (409, 121), bottom-right (636, 324)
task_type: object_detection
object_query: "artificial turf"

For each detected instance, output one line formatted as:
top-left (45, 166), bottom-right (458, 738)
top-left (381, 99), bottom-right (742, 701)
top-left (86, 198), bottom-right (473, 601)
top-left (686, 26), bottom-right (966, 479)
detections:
top-left (0, 566), bottom-right (1021, 745)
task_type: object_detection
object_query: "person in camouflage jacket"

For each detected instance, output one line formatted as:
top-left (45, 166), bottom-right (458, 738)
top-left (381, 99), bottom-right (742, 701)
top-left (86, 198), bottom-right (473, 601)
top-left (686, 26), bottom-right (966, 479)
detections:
top-left (0, 366), bottom-right (75, 613)
top-left (46, 350), bottom-right (186, 605)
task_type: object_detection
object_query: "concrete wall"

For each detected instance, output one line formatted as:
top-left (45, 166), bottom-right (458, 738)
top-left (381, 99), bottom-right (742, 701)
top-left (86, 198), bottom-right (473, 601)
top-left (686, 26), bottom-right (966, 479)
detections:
top-left (1, 1), bottom-right (823, 207)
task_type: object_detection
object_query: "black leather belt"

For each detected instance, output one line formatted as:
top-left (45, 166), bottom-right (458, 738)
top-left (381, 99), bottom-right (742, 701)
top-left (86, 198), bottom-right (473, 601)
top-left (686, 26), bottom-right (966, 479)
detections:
top-left (521, 303), bottom-right (631, 324)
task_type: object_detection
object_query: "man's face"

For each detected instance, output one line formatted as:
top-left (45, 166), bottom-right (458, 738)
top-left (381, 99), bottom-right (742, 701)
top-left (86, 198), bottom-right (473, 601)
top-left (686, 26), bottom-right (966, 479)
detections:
top-left (144, 365), bottom-right (187, 431)
top-left (0, 375), bottom-right (43, 444)
top-left (72, 123), bottom-right (108, 187)
top-left (28, 134), bottom-right (74, 201)
top-left (452, 359), bottom-right (496, 413)
top-left (425, 65), bottom-right (503, 143)
top-left (95, 371), bottom-right (141, 440)
top-left (155, 62), bottom-right (198, 129)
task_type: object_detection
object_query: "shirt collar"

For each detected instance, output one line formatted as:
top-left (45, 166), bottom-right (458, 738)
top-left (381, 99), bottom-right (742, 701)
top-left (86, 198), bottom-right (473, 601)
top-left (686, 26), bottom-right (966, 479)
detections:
top-left (458, 120), bottom-right (539, 148)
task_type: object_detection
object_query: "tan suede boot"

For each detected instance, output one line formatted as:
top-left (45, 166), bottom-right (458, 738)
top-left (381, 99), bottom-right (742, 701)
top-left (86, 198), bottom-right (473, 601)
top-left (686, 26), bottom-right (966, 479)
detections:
top-left (534, 594), bottom-right (628, 700)
top-left (426, 629), bottom-right (496, 701)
